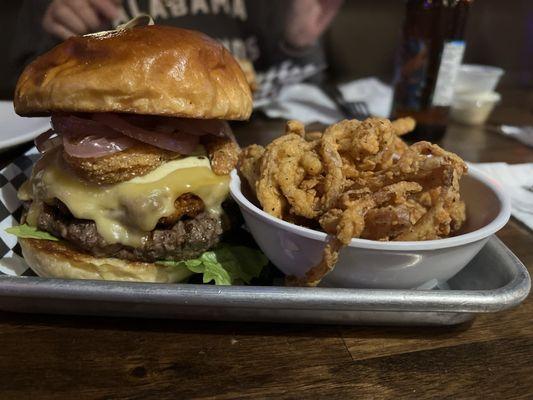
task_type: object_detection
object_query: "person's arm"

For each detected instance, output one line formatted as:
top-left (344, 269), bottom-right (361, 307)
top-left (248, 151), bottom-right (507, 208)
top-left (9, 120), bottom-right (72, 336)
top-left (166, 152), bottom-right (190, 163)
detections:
top-left (42, 0), bottom-right (121, 39)
top-left (247, 0), bottom-right (342, 70)
top-left (282, 0), bottom-right (343, 56)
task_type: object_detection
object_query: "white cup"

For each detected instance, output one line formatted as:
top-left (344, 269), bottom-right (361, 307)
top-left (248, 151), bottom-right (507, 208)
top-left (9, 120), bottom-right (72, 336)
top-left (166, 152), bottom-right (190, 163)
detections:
top-left (451, 91), bottom-right (501, 125)
top-left (454, 64), bottom-right (504, 94)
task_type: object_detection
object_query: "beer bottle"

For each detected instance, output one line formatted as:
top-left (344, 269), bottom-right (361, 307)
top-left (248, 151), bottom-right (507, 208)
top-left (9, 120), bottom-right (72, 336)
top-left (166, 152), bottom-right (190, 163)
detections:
top-left (392, 0), bottom-right (473, 141)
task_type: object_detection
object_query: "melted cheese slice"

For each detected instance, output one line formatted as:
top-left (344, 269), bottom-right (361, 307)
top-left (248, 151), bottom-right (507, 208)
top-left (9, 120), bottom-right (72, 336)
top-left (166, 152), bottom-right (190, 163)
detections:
top-left (24, 150), bottom-right (229, 248)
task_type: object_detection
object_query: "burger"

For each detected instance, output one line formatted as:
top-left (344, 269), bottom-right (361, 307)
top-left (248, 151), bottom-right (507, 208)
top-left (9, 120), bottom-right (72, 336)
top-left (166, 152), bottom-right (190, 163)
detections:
top-left (10, 25), bottom-right (260, 283)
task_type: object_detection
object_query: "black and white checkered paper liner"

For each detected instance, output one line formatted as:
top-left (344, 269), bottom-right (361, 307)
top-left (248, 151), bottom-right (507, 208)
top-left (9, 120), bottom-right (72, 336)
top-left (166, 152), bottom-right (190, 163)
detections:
top-left (0, 147), bottom-right (40, 276)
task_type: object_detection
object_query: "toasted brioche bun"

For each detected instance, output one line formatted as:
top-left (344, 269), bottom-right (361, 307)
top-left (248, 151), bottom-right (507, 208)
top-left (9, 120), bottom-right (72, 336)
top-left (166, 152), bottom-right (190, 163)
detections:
top-left (14, 25), bottom-right (252, 120)
top-left (20, 238), bottom-right (193, 283)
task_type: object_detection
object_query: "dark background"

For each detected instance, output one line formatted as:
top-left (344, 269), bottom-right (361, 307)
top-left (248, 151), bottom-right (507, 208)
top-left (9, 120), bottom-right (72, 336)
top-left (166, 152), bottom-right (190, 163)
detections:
top-left (326, 0), bottom-right (532, 89)
top-left (1, 0), bottom-right (532, 99)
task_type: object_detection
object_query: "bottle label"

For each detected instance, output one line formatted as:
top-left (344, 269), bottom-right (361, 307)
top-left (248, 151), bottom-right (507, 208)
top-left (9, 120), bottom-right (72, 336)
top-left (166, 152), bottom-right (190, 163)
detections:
top-left (432, 40), bottom-right (466, 106)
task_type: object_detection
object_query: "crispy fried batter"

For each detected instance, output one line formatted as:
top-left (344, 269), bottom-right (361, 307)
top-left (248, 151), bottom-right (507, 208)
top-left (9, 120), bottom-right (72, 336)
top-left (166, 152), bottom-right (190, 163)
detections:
top-left (158, 193), bottom-right (205, 226)
top-left (360, 181), bottom-right (427, 240)
top-left (63, 144), bottom-right (178, 184)
top-left (391, 117), bottom-right (416, 136)
top-left (362, 201), bottom-right (427, 240)
top-left (371, 181), bottom-right (423, 206)
top-left (392, 134), bottom-right (409, 158)
top-left (356, 141), bottom-right (467, 192)
top-left (239, 117), bottom-right (468, 286)
top-left (305, 131), bottom-right (323, 141)
top-left (327, 118), bottom-right (398, 186)
top-left (252, 121), bottom-right (345, 220)
top-left (285, 239), bottom-right (343, 287)
top-left (334, 195), bottom-right (376, 245)
top-left (290, 194), bottom-right (375, 287)
top-left (202, 135), bottom-right (240, 175)
top-left (319, 123), bottom-right (346, 211)
top-left (285, 120), bottom-right (306, 137)
top-left (238, 144), bottom-right (265, 192)
top-left (255, 134), bottom-right (301, 218)
top-left (396, 192), bottom-right (450, 240)
top-left (277, 138), bottom-right (321, 218)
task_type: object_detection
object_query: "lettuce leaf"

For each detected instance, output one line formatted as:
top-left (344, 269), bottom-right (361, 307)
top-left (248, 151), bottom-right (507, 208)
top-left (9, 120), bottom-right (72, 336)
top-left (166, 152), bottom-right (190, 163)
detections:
top-left (5, 225), bottom-right (268, 286)
top-left (157, 244), bottom-right (268, 285)
top-left (5, 224), bottom-right (59, 241)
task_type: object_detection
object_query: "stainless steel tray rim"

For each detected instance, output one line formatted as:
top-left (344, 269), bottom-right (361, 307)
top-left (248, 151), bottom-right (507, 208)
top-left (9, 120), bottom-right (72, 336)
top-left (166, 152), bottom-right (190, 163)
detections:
top-left (0, 236), bottom-right (529, 318)
top-left (0, 262), bottom-right (528, 314)
top-left (0, 280), bottom-right (527, 313)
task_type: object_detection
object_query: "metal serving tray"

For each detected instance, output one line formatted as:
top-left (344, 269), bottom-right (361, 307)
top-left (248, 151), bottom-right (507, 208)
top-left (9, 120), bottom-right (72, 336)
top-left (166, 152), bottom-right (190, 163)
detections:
top-left (0, 236), bottom-right (529, 326)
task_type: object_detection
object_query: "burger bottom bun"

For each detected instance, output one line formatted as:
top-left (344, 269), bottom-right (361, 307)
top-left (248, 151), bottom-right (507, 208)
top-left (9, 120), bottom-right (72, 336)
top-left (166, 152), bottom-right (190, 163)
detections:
top-left (20, 238), bottom-right (193, 283)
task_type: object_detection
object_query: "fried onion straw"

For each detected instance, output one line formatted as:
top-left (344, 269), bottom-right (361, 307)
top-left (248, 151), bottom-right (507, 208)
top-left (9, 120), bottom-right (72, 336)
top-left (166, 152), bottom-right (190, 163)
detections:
top-left (238, 117), bottom-right (467, 286)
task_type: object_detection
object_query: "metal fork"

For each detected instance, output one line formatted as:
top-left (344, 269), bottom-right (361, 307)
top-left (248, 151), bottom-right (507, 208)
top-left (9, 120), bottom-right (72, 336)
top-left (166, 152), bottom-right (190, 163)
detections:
top-left (320, 82), bottom-right (370, 120)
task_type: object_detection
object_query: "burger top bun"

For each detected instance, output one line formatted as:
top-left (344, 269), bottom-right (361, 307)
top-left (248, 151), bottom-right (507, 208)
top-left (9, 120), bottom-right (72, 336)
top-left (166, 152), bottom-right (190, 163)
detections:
top-left (20, 238), bottom-right (193, 283)
top-left (14, 25), bottom-right (253, 120)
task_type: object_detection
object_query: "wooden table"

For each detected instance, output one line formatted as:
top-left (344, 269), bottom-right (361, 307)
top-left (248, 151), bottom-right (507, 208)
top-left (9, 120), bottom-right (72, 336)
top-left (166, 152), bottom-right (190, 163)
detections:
top-left (1, 91), bottom-right (532, 399)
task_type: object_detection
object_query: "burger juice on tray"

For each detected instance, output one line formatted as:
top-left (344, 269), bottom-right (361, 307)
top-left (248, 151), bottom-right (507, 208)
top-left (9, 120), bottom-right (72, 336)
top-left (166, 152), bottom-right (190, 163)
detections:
top-left (8, 24), bottom-right (267, 284)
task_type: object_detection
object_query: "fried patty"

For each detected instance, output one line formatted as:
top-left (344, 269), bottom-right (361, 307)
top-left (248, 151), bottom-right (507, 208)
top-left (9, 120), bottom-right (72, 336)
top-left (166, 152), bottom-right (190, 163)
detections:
top-left (34, 203), bottom-right (223, 263)
top-left (63, 144), bottom-right (178, 184)
top-left (64, 137), bottom-right (238, 184)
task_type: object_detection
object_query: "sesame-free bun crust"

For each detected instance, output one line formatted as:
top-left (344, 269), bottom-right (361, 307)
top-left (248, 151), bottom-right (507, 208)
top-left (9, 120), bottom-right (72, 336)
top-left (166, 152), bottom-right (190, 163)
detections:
top-left (14, 25), bottom-right (252, 120)
top-left (20, 238), bottom-right (193, 283)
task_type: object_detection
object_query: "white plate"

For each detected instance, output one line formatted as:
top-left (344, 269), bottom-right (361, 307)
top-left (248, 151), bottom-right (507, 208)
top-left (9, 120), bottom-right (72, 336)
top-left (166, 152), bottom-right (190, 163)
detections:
top-left (0, 101), bottom-right (50, 151)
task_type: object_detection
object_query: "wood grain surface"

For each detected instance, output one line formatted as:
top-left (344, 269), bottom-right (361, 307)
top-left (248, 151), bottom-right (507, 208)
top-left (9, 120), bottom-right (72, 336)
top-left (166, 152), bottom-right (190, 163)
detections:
top-left (0, 91), bottom-right (532, 399)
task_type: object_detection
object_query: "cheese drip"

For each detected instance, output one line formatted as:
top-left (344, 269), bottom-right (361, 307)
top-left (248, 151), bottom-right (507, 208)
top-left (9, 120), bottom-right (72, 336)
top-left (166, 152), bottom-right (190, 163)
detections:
top-left (24, 150), bottom-right (229, 248)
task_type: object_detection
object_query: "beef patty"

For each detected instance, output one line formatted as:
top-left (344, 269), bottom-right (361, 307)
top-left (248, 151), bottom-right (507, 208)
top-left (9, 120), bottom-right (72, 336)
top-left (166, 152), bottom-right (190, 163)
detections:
top-left (32, 203), bottom-right (223, 263)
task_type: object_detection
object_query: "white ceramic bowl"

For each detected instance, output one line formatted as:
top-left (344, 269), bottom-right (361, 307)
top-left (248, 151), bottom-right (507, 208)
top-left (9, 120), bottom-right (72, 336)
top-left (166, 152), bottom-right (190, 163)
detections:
top-left (230, 167), bottom-right (511, 289)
